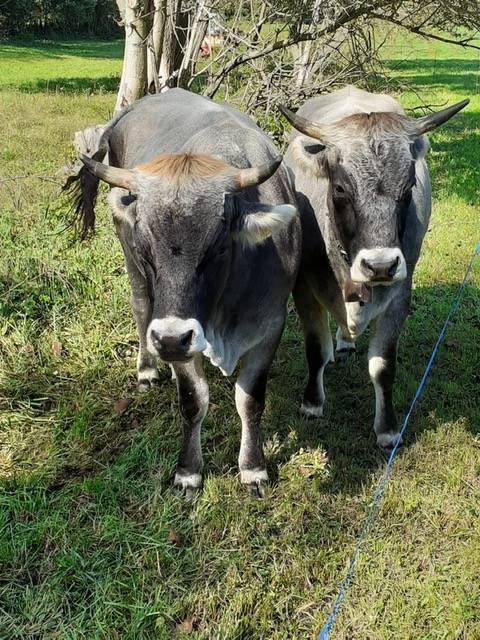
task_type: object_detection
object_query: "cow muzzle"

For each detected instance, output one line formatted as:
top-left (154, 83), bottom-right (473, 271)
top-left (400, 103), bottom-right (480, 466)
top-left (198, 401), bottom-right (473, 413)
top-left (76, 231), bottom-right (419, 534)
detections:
top-left (147, 317), bottom-right (207, 362)
top-left (350, 248), bottom-right (407, 286)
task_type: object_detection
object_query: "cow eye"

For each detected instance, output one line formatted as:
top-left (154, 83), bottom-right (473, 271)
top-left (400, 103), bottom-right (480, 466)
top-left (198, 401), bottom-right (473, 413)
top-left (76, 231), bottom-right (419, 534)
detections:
top-left (334, 184), bottom-right (345, 195)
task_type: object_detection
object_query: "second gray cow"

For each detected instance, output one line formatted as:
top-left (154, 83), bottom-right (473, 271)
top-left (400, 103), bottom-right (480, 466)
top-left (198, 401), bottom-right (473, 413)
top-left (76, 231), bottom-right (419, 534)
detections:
top-left (66, 89), bottom-right (300, 496)
top-left (281, 86), bottom-right (468, 451)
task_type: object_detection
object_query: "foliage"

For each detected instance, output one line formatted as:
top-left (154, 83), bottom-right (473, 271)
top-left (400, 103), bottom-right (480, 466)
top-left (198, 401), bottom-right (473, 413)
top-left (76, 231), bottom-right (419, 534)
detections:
top-left (107, 0), bottom-right (480, 114)
top-left (0, 35), bottom-right (479, 639)
top-left (0, 0), bottom-right (120, 37)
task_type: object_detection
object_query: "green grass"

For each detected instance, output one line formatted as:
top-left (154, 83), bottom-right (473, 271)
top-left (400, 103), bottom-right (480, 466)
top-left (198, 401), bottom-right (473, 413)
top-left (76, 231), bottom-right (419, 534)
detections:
top-left (1, 34), bottom-right (479, 639)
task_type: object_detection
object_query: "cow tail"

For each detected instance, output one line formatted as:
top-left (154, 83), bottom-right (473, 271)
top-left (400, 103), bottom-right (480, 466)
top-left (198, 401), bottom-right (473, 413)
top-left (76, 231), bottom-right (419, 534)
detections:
top-left (62, 137), bottom-right (110, 241)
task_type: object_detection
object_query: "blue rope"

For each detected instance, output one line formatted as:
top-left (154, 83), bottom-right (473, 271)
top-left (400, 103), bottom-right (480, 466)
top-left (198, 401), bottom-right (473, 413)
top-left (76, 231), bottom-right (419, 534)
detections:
top-left (318, 241), bottom-right (480, 640)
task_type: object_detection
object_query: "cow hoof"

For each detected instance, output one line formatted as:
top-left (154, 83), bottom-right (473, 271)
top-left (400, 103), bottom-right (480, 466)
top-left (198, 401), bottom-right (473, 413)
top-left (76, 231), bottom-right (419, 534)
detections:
top-left (336, 346), bottom-right (356, 361)
top-left (377, 431), bottom-right (403, 453)
top-left (240, 469), bottom-right (268, 499)
top-left (249, 480), bottom-right (267, 499)
top-left (173, 471), bottom-right (202, 501)
top-left (300, 401), bottom-right (324, 419)
top-left (137, 367), bottom-right (160, 392)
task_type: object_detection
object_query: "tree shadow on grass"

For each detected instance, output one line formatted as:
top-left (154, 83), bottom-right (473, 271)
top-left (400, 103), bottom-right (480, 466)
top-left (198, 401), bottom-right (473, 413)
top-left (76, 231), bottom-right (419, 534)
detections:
top-left (0, 39), bottom-right (123, 61)
top-left (427, 111), bottom-right (480, 207)
top-left (387, 58), bottom-right (480, 93)
top-left (1, 276), bottom-right (478, 638)
top-left (262, 281), bottom-right (479, 495)
top-left (1, 277), bottom-right (478, 501)
top-left (17, 76), bottom-right (120, 94)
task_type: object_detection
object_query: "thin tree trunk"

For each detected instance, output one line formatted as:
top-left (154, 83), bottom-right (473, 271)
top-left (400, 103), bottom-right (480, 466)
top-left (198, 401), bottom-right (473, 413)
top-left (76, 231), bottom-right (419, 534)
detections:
top-left (294, 0), bottom-right (323, 89)
top-left (177, 0), bottom-right (208, 88)
top-left (147, 0), bottom-right (167, 91)
top-left (115, 0), bottom-right (151, 113)
top-left (158, 0), bottom-right (188, 89)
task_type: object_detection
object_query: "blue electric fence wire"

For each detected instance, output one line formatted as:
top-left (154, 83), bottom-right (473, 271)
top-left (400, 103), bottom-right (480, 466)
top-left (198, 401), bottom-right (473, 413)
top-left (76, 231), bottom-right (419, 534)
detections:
top-left (318, 241), bottom-right (480, 640)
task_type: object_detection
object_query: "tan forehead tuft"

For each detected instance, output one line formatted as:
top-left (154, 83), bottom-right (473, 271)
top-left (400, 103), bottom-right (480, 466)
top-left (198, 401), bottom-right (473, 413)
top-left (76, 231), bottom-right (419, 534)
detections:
top-left (136, 153), bottom-right (232, 182)
top-left (337, 111), bottom-right (409, 135)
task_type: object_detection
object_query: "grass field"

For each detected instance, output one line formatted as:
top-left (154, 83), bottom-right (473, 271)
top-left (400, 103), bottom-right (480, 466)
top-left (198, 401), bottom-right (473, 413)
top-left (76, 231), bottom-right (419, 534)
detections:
top-left (0, 33), bottom-right (479, 639)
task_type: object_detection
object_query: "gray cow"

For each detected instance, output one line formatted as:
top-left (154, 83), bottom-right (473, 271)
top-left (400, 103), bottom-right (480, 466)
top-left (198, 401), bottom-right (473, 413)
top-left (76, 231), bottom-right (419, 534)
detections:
top-left (65, 88), bottom-right (300, 497)
top-left (280, 86), bottom-right (468, 451)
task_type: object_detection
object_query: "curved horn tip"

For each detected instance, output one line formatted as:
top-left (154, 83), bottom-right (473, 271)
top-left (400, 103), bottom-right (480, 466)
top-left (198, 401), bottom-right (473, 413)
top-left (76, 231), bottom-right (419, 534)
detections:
top-left (416, 97), bottom-right (471, 134)
top-left (277, 104), bottom-right (296, 121)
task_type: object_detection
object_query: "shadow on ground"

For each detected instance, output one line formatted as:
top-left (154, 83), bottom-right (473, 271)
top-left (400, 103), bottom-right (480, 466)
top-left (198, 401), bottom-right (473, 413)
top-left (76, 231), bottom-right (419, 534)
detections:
top-left (388, 58), bottom-right (480, 92)
top-left (264, 281), bottom-right (479, 493)
top-left (0, 39), bottom-right (123, 61)
top-left (17, 76), bottom-right (120, 94)
top-left (2, 279), bottom-right (478, 500)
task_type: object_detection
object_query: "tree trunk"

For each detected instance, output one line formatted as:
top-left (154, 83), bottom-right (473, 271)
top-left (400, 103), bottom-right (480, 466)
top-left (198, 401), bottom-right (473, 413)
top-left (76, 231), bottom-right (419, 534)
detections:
top-left (158, 0), bottom-right (188, 89)
top-left (147, 0), bottom-right (167, 91)
top-left (294, 0), bottom-right (323, 89)
top-left (115, 0), bottom-right (151, 113)
top-left (177, 0), bottom-right (208, 89)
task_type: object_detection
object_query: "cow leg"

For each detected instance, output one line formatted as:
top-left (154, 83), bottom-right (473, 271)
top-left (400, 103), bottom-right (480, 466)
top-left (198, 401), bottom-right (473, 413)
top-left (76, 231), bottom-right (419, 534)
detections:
top-left (114, 214), bottom-right (160, 391)
top-left (294, 283), bottom-right (334, 418)
top-left (172, 355), bottom-right (208, 499)
top-left (236, 328), bottom-right (282, 498)
top-left (335, 325), bottom-right (356, 358)
top-left (368, 290), bottom-right (410, 452)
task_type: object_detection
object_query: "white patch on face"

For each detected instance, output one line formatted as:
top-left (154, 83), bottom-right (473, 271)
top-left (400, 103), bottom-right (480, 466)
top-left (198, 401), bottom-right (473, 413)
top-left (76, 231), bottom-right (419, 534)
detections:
top-left (147, 316), bottom-right (207, 356)
top-left (350, 247), bottom-right (407, 285)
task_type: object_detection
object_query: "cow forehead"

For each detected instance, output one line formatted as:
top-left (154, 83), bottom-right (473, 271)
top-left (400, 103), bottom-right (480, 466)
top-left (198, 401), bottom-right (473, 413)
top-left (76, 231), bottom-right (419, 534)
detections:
top-left (338, 134), bottom-right (413, 193)
top-left (135, 191), bottom-right (225, 251)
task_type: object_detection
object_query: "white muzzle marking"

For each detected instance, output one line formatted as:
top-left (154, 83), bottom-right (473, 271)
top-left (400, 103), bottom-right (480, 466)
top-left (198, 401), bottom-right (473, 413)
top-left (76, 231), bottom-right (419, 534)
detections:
top-left (350, 247), bottom-right (407, 285)
top-left (147, 317), bottom-right (207, 356)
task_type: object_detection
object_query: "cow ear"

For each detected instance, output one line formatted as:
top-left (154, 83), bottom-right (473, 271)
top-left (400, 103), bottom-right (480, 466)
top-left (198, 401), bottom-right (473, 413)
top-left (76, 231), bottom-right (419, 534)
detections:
top-left (291, 136), bottom-right (328, 177)
top-left (410, 137), bottom-right (430, 160)
top-left (233, 202), bottom-right (297, 247)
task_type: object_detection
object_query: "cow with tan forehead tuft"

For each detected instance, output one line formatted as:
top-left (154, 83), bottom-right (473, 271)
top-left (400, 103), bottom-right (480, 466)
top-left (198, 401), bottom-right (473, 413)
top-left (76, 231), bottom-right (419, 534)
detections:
top-left (280, 85), bottom-right (468, 451)
top-left (65, 89), bottom-right (300, 498)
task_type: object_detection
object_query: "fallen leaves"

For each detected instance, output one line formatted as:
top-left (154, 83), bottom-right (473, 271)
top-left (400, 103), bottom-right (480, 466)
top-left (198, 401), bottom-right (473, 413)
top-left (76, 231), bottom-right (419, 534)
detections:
top-left (175, 616), bottom-right (195, 634)
top-left (114, 397), bottom-right (133, 415)
top-left (52, 341), bottom-right (63, 356)
top-left (168, 529), bottom-right (182, 546)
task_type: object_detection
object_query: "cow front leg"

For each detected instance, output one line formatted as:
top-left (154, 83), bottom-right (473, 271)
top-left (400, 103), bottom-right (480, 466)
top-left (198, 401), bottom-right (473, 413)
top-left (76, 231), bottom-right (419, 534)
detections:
top-left (131, 288), bottom-right (160, 392)
top-left (368, 290), bottom-right (410, 452)
top-left (114, 211), bottom-right (159, 391)
top-left (294, 282), bottom-right (334, 418)
top-left (172, 355), bottom-right (208, 499)
top-left (236, 329), bottom-right (282, 497)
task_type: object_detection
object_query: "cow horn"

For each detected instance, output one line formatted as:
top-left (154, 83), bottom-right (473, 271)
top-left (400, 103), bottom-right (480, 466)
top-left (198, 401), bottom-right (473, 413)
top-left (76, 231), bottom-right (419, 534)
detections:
top-left (233, 155), bottom-right (283, 190)
top-left (412, 98), bottom-right (469, 135)
top-left (80, 154), bottom-right (134, 190)
top-left (278, 104), bottom-right (328, 141)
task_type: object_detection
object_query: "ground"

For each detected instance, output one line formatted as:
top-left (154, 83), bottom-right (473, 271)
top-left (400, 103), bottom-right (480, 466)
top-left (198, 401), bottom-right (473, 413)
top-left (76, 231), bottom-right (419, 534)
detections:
top-left (0, 33), bottom-right (479, 640)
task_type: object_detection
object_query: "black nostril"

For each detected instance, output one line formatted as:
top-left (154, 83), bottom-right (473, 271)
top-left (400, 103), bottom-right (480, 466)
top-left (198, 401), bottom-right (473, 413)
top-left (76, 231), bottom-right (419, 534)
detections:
top-left (151, 331), bottom-right (161, 347)
top-left (361, 258), bottom-right (375, 276)
top-left (180, 330), bottom-right (193, 347)
top-left (388, 256), bottom-right (400, 278)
